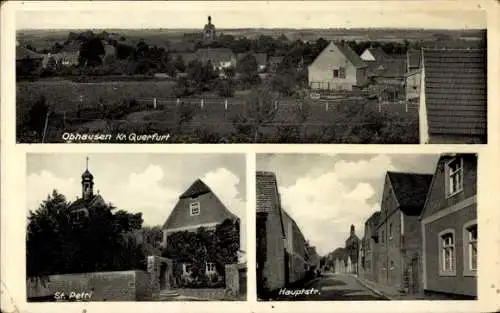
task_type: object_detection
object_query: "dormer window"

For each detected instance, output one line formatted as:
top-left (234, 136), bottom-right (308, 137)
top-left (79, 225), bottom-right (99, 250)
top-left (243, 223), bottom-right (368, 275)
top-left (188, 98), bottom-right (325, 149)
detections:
top-left (190, 201), bottom-right (200, 216)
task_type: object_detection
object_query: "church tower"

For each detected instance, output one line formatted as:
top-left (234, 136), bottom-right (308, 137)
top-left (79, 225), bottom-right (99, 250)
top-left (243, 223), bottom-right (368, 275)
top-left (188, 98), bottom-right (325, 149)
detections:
top-left (81, 156), bottom-right (94, 200)
top-left (203, 15), bottom-right (216, 43)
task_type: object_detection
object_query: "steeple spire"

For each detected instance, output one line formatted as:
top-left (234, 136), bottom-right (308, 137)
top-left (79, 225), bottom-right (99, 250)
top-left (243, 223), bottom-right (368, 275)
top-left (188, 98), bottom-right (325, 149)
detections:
top-left (81, 156), bottom-right (94, 199)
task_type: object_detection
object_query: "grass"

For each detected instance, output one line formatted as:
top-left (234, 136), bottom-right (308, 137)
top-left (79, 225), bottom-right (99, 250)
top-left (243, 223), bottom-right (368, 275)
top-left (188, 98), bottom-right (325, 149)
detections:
top-left (16, 80), bottom-right (419, 143)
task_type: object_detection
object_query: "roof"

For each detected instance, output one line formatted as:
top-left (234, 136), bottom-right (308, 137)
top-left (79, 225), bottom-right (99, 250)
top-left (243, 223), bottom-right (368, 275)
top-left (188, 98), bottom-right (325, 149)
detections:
top-left (179, 179), bottom-right (212, 199)
top-left (16, 46), bottom-right (43, 60)
top-left (366, 211), bottom-right (381, 226)
top-left (256, 171), bottom-right (281, 213)
top-left (367, 55), bottom-right (406, 78)
top-left (162, 180), bottom-right (238, 230)
top-left (334, 42), bottom-right (367, 68)
top-left (407, 49), bottom-right (422, 69)
top-left (363, 47), bottom-right (389, 61)
top-left (67, 195), bottom-right (103, 212)
top-left (195, 48), bottom-right (235, 63)
top-left (387, 172), bottom-right (433, 214)
top-left (423, 49), bottom-right (487, 137)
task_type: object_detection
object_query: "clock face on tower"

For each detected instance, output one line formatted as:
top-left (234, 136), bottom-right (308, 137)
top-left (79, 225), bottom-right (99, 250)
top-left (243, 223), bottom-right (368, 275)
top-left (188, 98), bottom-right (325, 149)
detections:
top-left (205, 29), bottom-right (212, 38)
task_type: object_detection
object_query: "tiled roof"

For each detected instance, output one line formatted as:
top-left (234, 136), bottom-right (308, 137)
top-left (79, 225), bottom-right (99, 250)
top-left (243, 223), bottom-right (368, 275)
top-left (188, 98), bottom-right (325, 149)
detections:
top-left (16, 46), bottom-right (43, 60)
top-left (334, 42), bottom-right (367, 68)
top-left (179, 179), bottom-right (212, 199)
top-left (387, 172), bottom-right (433, 215)
top-left (423, 49), bottom-right (487, 136)
top-left (256, 171), bottom-right (281, 214)
top-left (366, 211), bottom-right (381, 226)
top-left (195, 48), bottom-right (235, 63)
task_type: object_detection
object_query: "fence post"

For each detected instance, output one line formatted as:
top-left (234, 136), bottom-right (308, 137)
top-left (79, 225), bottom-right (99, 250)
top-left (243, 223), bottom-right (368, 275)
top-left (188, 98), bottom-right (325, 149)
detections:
top-left (153, 97), bottom-right (157, 109)
top-left (201, 98), bottom-right (204, 110)
top-left (405, 101), bottom-right (408, 113)
top-left (225, 99), bottom-right (228, 111)
top-left (274, 101), bottom-right (278, 110)
top-left (42, 112), bottom-right (50, 143)
top-left (378, 97), bottom-right (381, 113)
top-left (176, 98), bottom-right (180, 106)
top-left (325, 101), bottom-right (328, 112)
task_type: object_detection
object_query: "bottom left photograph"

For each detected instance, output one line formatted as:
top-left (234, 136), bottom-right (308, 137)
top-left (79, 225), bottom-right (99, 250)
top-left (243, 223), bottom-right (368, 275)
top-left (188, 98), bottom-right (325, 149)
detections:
top-left (25, 153), bottom-right (247, 302)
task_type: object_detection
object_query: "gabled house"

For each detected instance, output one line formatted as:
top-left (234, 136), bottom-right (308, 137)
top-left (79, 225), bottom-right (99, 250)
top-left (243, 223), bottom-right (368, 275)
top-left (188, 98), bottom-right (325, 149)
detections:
top-left (362, 211), bottom-right (381, 282)
top-left (16, 44), bottom-right (44, 76)
top-left (161, 179), bottom-right (240, 279)
top-left (195, 48), bottom-right (236, 71)
top-left (419, 154), bottom-right (477, 299)
top-left (360, 47), bottom-right (389, 62)
top-left (419, 49), bottom-right (487, 144)
top-left (256, 171), bottom-right (309, 296)
top-left (377, 171), bottom-right (433, 294)
top-left (308, 41), bottom-right (367, 91)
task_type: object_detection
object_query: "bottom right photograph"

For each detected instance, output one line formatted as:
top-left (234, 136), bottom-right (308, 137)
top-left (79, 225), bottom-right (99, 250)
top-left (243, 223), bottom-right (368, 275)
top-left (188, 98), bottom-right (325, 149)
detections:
top-left (256, 153), bottom-right (477, 301)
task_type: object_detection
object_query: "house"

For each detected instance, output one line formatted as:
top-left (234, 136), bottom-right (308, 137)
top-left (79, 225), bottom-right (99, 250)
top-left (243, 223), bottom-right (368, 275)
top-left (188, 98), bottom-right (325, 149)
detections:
top-left (308, 41), bottom-right (367, 91)
top-left (281, 210), bottom-right (308, 283)
top-left (256, 171), bottom-right (309, 295)
top-left (405, 49), bottom-right (423, 101)
top-left (376, 171), bottom-right (433, 294)
top-left (173, 48), bottom-right (236, 72)
top-left (419, 49), bottom-right (487, 144)
top-left (419, 153), bottom-right (477, 299)
top-left (330, 225), bottom-right (360, 274)
top-left (67, 158), bottom-right (106, 221)
top-left (16, 44), bottom-right (44, 76)
top-left (360, 47), bottom-right (389, 62)
top-left (237, 53), bottom-right (268, 72)
top-left (361, 211), bottom-right (381, 282)
top-left (161, 179), bottom-right (240, 278)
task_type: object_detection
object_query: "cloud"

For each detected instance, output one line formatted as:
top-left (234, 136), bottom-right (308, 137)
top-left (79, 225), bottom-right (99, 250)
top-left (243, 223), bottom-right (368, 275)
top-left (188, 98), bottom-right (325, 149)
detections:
top-left (26, 170), bottom-right (79, 213)
top-left (202, 167), bottom-right (247, 250)
top-left (275, 155), bottom-right (402, 256)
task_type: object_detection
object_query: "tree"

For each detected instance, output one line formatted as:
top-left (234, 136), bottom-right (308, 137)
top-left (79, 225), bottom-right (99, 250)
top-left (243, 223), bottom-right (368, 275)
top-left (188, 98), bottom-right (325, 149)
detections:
top-left (26, 190), bottom-right (147, 277)
top-left (25, 95), bottom-right (50, 140)
top-left (173, 55), bottom-right (186, 73)
top-left (79, 37), bottom-right (105, 67)
top-left (236, 53), bottom-right (260, 87)
top-left (232, 87), bottom-right (277, 142)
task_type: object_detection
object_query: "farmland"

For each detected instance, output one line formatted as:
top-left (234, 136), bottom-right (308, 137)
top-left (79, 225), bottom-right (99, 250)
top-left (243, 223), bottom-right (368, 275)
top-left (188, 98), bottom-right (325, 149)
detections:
top-left (16, 80), bottom-right (419, 144)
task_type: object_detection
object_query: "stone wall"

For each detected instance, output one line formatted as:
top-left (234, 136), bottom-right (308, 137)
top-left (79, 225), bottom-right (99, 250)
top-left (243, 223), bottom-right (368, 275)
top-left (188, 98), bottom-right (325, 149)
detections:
top-left (27, 270), bottom-right (152, 301)
top-left (147, 255), bottom-right (173, 300)
top-left (225, 263), bottom-right (246, 297)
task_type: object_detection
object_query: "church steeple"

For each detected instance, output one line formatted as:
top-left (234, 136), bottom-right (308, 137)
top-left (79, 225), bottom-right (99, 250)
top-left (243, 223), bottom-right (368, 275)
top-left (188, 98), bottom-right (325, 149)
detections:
top-left (81, 156), bottom-right (94, 200)
top-left (350, 224), bottom-right (355, 236)
top-left (203, 15), bottom-right (216, 43)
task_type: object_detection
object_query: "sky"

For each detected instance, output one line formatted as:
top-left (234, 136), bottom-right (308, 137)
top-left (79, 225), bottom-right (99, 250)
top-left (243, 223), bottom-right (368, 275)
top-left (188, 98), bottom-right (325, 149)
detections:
top-left (256, 153), bottom-right (440, 256)
top-left (26, 153), bottom-right (247, 250)
top-left (14, 1), bottom-right (486, 30)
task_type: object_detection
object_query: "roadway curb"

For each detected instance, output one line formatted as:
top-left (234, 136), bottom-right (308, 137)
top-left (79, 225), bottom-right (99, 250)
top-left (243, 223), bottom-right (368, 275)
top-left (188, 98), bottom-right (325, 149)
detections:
top-left (352, 276), bottom-right (393, 300)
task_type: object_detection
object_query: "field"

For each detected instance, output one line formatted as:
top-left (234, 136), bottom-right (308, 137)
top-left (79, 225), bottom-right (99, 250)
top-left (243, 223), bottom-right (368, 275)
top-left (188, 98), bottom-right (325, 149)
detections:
top-left (16, 80), bottom-right (419, 144)
top-left (17, 28), bottom-right (486, 51)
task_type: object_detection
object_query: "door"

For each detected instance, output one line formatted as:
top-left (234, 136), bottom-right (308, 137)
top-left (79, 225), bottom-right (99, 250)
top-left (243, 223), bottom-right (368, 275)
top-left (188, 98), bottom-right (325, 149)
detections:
top-left (409, 256), bottom-right (420, 294)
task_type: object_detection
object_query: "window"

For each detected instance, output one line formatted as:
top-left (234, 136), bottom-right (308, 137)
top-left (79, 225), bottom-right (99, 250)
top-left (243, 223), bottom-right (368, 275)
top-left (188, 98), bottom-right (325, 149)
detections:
top-left (390, 260), bottom-right (394, 270)
top-left (463, 221), bottom-right (477, 276)
top-left (339, 67), bottom-right (346, 79)
top-left (206, 262), bottom-right (216, 275)
top-left (439, 230), bottom-right (456, 276)
top-left (182, 263), bottom-right (192, 276)
top-left (446, 157), bottom-right (464, 197)
top-left (381, 229), bottom-right (385, 243)
top-left (389, 223), bottom-right (393, 240)
top-left (333, 69), bottom-right (339, 78)
top-left (189, 201), bottom-right (200, 216)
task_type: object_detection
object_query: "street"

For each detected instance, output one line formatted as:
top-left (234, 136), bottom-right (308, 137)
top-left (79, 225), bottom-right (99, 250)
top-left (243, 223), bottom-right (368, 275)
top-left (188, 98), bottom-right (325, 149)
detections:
top-left (272, 273), bottom-right (388, 301)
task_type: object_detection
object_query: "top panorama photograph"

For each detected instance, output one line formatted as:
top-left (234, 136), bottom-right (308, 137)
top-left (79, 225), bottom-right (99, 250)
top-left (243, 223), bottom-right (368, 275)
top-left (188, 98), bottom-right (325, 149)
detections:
top-left (15, 4), bottom-right (487, 144)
